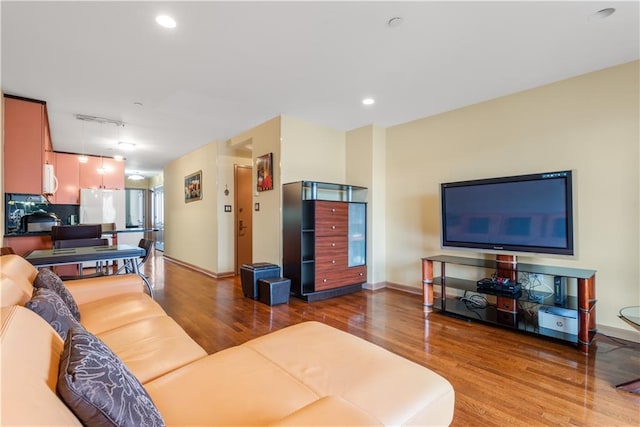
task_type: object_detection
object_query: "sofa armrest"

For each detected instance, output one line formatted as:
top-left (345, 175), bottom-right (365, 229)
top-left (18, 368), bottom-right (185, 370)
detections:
top-left (64, 274), bottom-right (145, 305)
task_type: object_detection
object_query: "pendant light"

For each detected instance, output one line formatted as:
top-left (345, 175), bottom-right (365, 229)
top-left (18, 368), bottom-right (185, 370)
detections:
top-left (78, 120), bottom-right (88, 163)
top-left (96, 123), bottom-right (106, 174)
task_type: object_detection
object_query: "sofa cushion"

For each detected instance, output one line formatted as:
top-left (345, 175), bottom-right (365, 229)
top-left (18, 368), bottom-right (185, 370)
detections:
top-left (97, 316), bottom-right (207, 383)
top-left (145, 346), bottom-right (320, 426)
top-left (58, 327), bottom-right (165, 427)
top-left (78, 293), bottom-right (167, 335)
top-left (25, 287), bottom-right (83, 340)
top-left (34, 268), bottom-right (81, 321)
top-left (243, 321), bottom-right (455, 426)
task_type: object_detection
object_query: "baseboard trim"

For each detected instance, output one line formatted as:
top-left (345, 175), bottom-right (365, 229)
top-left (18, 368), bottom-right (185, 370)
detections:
top-left (362, 281), bottom-right (386, 291)
top-left (384, 281), bottom-right (423, 295)
top-left (162, 255), bottom-right (234, 279)
top-left (363, 281), bottom-right (423, 295)
top-left (597, 324), bottom-right (640, 343)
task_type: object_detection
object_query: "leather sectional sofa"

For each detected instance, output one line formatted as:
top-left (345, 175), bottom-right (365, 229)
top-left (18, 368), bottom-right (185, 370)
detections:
top-left (1, 254), bottom-right (455, 426)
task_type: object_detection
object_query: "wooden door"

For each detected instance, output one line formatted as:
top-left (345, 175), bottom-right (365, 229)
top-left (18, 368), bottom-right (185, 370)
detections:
top-left (235, 165), bottom-right (252, 274)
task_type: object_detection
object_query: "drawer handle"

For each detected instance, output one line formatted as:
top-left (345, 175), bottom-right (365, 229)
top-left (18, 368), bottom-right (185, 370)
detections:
top-left (331, 243), bottom-right (336, 247)
top-left (331, 208), bottom-right (336, 212)
top-left (359, 272), bottom-right (363, 276)
top-left (323, 279), bottom-right (327, 283)
top-left (331, 225), bottom-right (336, 229)
top-left (331, 260), bottom-right (336, 264)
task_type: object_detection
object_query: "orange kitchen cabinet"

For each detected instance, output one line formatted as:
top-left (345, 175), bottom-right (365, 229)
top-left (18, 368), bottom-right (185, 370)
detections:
top-left (43, 107), bottom-right (54, 166)
top-left (79, 156), bottom-right (103, 189)
top-left (79, 156), bottom-right (125, 189)
top-left (3, 96), bottom-right (45, 194)
top-left (101, 157), bottom-right (125, 189)
top-left (3, 236), bottom-right (51, 257)
top-left (53, 152), bottom-right (80, 204)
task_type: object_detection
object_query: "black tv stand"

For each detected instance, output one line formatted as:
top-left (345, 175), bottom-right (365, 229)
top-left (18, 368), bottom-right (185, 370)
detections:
top-left (421, 254), bottom-right (597, 354)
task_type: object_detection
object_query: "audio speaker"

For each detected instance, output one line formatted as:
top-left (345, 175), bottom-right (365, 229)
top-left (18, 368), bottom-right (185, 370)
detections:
top-left (553, 276), bottom-right (566, 306)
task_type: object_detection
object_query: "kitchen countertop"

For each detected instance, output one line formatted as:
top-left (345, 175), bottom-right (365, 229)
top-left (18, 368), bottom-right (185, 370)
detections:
top-left (4, 231), bottom-right (52, 237)
top-left (6, 228), bottom-right (157, 238)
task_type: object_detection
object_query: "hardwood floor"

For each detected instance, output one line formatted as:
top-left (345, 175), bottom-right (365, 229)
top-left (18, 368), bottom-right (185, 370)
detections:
top-left (146, 253), bottom-right (640, 426)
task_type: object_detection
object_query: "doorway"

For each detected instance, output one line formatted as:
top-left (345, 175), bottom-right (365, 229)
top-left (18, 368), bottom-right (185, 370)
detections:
top-left (151, 186), bottom-right (165, 251)
top-left (235, 165), bottom-right (252, 274)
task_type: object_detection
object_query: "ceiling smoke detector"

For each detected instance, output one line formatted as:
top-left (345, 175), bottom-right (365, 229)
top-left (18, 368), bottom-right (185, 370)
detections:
top-left (591, 8), bottom-right (615, 20)
top-left (387, 17), bottom-right (404, 28)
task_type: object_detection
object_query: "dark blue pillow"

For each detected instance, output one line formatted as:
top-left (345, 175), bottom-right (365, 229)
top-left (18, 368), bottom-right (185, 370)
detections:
top-left (58, 327), bottom-right (165, 427)
top-left (25, 287), bottom-right (82, 340)
top-left (33, 268), bottom-right (81, 321)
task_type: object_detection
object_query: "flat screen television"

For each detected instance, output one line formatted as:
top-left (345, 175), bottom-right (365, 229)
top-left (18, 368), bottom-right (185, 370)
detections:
top-left (440, 171), bottom-right (574, 256)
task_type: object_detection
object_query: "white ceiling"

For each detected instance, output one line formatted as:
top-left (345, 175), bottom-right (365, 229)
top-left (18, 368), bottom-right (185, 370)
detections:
top-left (2, 1), bottom-right (638, 178)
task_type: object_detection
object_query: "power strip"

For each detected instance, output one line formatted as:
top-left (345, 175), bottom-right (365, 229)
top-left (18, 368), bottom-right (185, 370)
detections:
top-left (528, 293), bottom-right (544, 303)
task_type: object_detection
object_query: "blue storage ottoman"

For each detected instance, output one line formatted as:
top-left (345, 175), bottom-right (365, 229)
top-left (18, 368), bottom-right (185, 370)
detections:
top-left (240, 263), bottom-right (281, 300)
top-left (258, 277), bottom-right (291, 306)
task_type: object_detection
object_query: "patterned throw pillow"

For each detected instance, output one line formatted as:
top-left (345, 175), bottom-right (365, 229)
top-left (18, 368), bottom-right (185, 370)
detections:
top-left (58, 327), bottom-right (165, 427)
top-left (33, 268), bottom-right (81, 321)
top-left (25, 287), bottom-right (82, 340)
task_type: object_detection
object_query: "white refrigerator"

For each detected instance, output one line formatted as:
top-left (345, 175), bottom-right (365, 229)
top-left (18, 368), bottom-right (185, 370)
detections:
top-left (80, 188), bottom-right (126, 239)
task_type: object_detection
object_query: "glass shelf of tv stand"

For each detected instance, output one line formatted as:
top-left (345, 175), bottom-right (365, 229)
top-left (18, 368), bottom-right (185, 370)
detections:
top-left (426, 254), bottom-right (598, 344)
top-left (432, 276), bottom-right (580, 343)
top-left (425, 255), bottom-right (595, 279)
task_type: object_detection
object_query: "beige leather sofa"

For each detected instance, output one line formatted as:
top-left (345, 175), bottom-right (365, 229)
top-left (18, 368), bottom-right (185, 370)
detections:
top-left (1, 254), bottom-right (455, 426)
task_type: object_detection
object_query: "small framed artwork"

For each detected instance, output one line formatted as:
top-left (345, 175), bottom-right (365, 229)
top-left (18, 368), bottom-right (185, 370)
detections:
top-left (256, 152), bottom-right (273, 192)
top-left (185, 170), bottom-right (202, 202)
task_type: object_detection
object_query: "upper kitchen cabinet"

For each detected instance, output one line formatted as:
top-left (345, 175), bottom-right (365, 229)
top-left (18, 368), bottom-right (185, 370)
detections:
top-left (101, 157), bottom-right (125, 189)
top-left (79, 155), bottom-right (125, 190)
top-left (52, 152), bottom-right (80, 204)
top-left (3, 96), bottom-right (48, 194)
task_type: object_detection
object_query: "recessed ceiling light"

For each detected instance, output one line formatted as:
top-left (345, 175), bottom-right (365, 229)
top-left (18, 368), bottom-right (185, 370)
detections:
top-left (387, 17), bottom-right (404, 28)
top-left (362, 98), bottom-right (375, 106)
top-left (590, 8), bottom-right (615, 20)
top-left (118, 141), bottom-right (136, 151)
top-left (156, 15), bottom-right (176, 28)
top-left (128, 173), bottom-right (145, 181)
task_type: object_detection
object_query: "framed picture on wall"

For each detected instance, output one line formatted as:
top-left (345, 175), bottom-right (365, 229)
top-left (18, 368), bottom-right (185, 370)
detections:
top-left (185, 170), bottom-right (202, 202)
top-left (256, 153), bottom-right (273, 192)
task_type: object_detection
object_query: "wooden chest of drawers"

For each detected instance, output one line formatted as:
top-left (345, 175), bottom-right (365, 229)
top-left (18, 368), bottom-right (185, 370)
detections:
top-left (283, 182), bottom-right (368, 301)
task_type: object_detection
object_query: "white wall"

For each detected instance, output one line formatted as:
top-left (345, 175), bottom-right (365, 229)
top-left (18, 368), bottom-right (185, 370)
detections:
top-left (346, 125), bottom-right (387, 287)
top-left (280, 115), bottom-right (346, 185)
top-left (385, 61), bottom-right (639, 333)
top-left (164, 142), bottom-right (219, 272)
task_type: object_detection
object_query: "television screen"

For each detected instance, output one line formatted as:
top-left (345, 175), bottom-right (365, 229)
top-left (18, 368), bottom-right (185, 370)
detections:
top-left (441, 171), bottom-right (574, 256)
